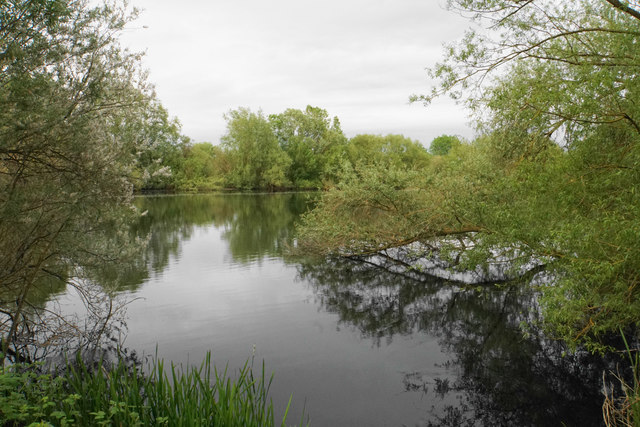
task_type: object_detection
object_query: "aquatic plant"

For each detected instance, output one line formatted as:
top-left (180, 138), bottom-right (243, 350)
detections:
top-left (602, 332), bottom-right (640, 427)
top-left (0, 351), bottom-right (298, 426)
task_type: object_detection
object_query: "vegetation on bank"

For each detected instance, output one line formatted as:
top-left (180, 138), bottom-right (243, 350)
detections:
top-left (136, 104), bottom-right (440, 193)
top-left (0, 352), bottom-right (297, 427)
top-left (2, 0), bottom-right (640, 424)
top-left (295, 2), bottom-right (640, 421)
top-left (300, 0), bottom-right (640, 418)
top-left (299, 0), bottom-right (640, 353)
top-left (296, 0), bottom-right (640, 420)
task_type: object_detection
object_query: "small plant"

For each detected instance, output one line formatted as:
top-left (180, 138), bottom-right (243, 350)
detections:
top-left (0, 360), bottom-right (79, 425)
top-left (602, 331), bottom-right (640, 427)
top-left (0, 351), bottom-right (301, 426)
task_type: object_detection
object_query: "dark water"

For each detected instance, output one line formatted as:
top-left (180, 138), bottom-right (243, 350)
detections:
top-left (58, 192), bottom-right (610, 426)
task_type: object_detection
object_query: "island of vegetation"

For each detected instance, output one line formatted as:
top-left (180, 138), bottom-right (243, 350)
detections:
top-left (1, 0), bottom-right (639, 425)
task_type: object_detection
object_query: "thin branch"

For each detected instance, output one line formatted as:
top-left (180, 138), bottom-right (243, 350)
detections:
top-left (604, 0), bottom-right (640, 21)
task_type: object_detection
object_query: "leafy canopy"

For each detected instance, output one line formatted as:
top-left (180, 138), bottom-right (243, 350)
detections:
top-left (269, 106), bottom-right (347, 188)
top-left (0, 0), bottom-right (176, 361)
top-left (299, 0), bottom-right (640, 351)
top-left (429, 134), bottom-right (461, 156)
top-left (221, 107), bottom-right (291, 190)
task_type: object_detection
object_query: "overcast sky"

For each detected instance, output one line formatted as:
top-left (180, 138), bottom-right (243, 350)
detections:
top-left (120, 0), bottom-right (475, 147)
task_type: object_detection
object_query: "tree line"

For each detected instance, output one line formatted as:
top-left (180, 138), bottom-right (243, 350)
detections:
top-left (136, 105), bottom-right (454, 192)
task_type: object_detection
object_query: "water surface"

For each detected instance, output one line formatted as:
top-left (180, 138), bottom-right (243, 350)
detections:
top-left (78, 193), bottom-right (607, 426)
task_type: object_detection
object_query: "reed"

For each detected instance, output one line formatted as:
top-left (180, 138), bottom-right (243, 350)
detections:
top-left (0, 351), bottom-right (299, 426)
top-left (602, 332), bottom-right (640, 427)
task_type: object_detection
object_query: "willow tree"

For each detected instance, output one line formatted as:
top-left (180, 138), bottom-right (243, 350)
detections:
top-left (221, 108), bottom-right (291, 190)
top-left (269, 106), bottom-right (347, 188)
top-left (0, 0), bottom-right (155, 362)
top-left (427, 0), bottom-right (640, 349)
top-left (299, 0), bottom-right (640, 351)
top-left (346, 134), bottom-right (431, 169)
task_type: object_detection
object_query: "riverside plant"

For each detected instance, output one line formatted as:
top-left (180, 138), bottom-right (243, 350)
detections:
top-left (602, 332), bottom-right (640, 427)
top-left (0, 351), bottom-right (300, 426)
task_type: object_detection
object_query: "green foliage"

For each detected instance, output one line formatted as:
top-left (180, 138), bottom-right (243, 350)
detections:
top-left (300, 0), bottom-right (640, 353)
top-left (424, 0), bottom-right (640, 137)
top-left (125, 102), bottom-right (190, 191)
top-left (0, 0), bottom-right (154, 360)
top-left (269, 105), bottom-right (347, 188)
top-left (429, 134), bottom-right (461, 156)
top-left (141, 105), bottom-right (350, 192)
top-left (424, 0), bottom-right (640, 350)
top-left (298, 161), bottom-right (465, 256)
top-left (0, 353), bottom-right (298, 427)
top-left (0, 363), bottom-right (76, 425)
top-left (222, 108), bottom-right (291, 190)
top-left (346, 134), bottom-right (431, 170)
top-left (174, 142), bottom-right (227, 191)
top-left (132, 108), bottom-right (434, 192)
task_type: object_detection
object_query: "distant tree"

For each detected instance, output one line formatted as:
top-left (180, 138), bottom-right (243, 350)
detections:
top-left (175, 142), bottom-right (228, 189)
top-left (181, 143), bottom-right (218, 179)
top-left (119, 102), bottom-right (189, 190)
top-left (221, 108), bottom-right (291, 190)
top-left (137, 104), bottom-right (188, 189)
top-left (347, 134), bottom-right (431, 169)
top-left (428, 135), bottom-right (461, 156)
top-left (269, 106), bottom-right (347, 188)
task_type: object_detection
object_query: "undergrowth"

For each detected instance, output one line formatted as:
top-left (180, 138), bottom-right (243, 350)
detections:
top-left (0, 351), bottom-right (301, 426)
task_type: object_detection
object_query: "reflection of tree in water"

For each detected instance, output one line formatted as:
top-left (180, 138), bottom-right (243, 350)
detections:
top-left (102, 193), bottom-right (316, 291)
top-left (7, 193), bottom-right (315, 362)
top-left (298, 256), bottom-right (618, 426)
top-left (219, 193), bottom-right (311, 263)
top-left (298, 257), bottom-right (447, 344)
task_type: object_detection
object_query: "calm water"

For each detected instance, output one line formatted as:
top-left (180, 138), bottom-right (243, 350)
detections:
top-left (63, 193), bottom-right (608, 426)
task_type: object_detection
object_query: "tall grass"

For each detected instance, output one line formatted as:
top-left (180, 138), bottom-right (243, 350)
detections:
top-left (603, 332), bottom-right (640, 427)
top-left (0, 351), bottom-right (301, 426)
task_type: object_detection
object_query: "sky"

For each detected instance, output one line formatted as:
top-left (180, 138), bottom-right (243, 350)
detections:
top-left (119, 0), bottom-right (475, 147)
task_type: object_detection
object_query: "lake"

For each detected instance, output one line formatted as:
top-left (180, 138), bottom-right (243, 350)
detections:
top-left (59, 192), bottom-right (608, 426)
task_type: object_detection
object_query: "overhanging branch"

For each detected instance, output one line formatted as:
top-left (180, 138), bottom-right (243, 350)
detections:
top-left (603, 0), bottom-right (640, 21)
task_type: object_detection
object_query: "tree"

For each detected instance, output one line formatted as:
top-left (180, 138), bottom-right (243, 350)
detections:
top-left (422, 0), bottom-right (640, 350)
top-left (418, 0), bottom-right (640, 145)
top-left (221, 108), bottom-right (291, 190)
top-left (429, 134), bottom-right (461, 156)
top-left (346, 134), bottom-right (431, 169)
top-left (269, 106), bottom-right (347, 188)
top-left (0, 0), bottom-right (155, 362)
top-left (300, 0), bottom-right (640, 352)
top-left (127, 102), bottom-right (189, 190)
top-left (176, 142), bottom-right (227, 190)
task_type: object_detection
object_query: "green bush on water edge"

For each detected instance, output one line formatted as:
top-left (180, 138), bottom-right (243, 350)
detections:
top-left (0, 351), bottom-right (302, 426)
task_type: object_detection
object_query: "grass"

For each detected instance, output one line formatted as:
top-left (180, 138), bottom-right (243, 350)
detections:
top-left (0, 351), bottom-right (301, 426)
top-left (602, 331), bottom-right (640, 427)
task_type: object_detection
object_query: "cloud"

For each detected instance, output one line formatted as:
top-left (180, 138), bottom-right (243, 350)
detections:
top-left (121, 0), bottom-right (473, 145)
